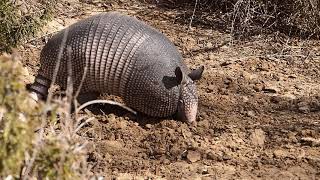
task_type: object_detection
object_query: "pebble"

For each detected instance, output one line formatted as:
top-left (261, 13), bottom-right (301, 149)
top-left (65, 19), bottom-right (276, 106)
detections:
top-left (220, 61), bottom-right (232, 66)
top-left (187, 150), bottom-right (201, 163)
top-left (282, 93), bottom-right (296, 100)
top-left (250, 129), bottom-right (265, 147)
top-left (246, 111), bottom-right (256, 118)
top-left (145, 124), bottom-right (152, 129)
top-left (273, 149), bottom-right (287, 158)
top-left (263, 83), bottom-right (280, 93)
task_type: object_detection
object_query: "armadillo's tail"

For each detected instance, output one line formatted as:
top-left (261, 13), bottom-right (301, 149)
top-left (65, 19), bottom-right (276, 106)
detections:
top-left (26, 74), bottom-right (51, 101)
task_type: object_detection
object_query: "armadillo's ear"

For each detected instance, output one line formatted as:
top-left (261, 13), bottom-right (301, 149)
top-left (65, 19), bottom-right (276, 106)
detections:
top-left (175, 67), bottom-right (184, 84)
top-left (188, 65), bottom-right (204, 81)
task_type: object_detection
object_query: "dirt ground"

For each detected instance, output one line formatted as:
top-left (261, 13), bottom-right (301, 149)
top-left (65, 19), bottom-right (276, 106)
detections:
top-left (19, 0), bottom-right (320, 179)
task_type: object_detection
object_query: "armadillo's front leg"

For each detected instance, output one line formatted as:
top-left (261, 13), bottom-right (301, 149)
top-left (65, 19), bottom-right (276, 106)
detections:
top-left (26, 74), bottom-right (51, 101)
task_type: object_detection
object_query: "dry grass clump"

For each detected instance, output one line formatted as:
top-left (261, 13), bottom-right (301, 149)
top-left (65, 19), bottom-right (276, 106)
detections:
top-left (0, 0), bottom-right (55, 52)
top-left (0, 53), bottom-right (91, 179)
top-left (152, 0), bottom-right (320, 38)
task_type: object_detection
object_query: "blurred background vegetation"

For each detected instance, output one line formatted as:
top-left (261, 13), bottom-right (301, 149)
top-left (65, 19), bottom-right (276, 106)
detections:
top-left (0, 0), bottom-right (55, 52)
top-left (147, 0), bottom-right (320, 38)
top-left (1, 0), bottom-right (319, 53)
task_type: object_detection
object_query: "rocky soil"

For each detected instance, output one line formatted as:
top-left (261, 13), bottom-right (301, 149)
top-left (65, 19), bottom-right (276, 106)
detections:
top-left (19, 0), bottom-right (320, 179)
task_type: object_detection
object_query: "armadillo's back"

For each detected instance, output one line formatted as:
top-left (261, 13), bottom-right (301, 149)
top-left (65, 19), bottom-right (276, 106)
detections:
top-left (38, 12), bottom-right (189, 117)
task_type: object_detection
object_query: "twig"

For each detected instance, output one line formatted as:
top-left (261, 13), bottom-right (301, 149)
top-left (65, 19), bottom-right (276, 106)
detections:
top-left (73, 66), bottom-right (88, 112)
top-left (189, 40), bottom-right (230, 54)
top-left (188, 0), bottom-right (199, 30)
top-left (74, 117), bottom-right (95, 133)
top-left (64, 45), bottom-right (74, 137)
top-left (66, 46), bottom-right (74, 114)
top-left (47, 27), bottom-right (69, 104)
top-left (76, 100), bottom-right (137, 115)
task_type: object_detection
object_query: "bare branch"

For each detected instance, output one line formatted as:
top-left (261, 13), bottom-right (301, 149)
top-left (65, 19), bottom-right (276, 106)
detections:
top-left (76, 100), bottom-right (137, 116)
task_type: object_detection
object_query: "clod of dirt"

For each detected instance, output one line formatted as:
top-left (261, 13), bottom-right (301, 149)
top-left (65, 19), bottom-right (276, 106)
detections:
top-left (187, 150), bottom-right (201, 163)
top-left (282, 93), bottom-right (297, 100)
top-left (145, 124), bottom-right (152, 129)
top-left (242, 71), bottom-right (258, 82)
top-left (288, 74), bottom-right (297, 79)
top-left (206, 151), bottom-right (224, 161)
top-left (246, 110), bottom-right (256, 118)
top-left (220, 61), bottom-right (233, 66)
top-left (250, 129), bottom-right (266, 147)
top-left (263, 83), bottom-right (280, 93)
top-left (288, 132), bottom-right (298, 143)
top-left (114, 120), bottom-right (128, 130)
top-left (273, 149), bottom-right (288, 158)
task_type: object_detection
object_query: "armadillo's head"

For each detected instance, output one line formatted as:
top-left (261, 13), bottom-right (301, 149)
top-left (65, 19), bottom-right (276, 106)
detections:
top-left (175, 66), bottom-right (204, 123)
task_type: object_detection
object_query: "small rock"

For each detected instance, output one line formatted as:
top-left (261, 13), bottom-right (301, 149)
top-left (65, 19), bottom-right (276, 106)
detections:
top-left (288, 132), bottom-right (298, 143)
top-left (253, 83), bottom-right (263, 92)
top-left (208, 52), bottom-right (215, 60)
top-left (250, 129), bottom-right (265, 147)
top-left (242, 71), bottom-right (258, 81)
top-left (294, 84), bottom-right (304, 90)
top-left (198, 119), bottom-right (209, 129)
top-left (207, 151), bottom-right (223, 161)
top-left (206, 84), bottom-right (216, 93)
top-left (220, 61), bottom-right (232, 66)
top-left (288, 74), bottom-right (297, 78)
top-left (197, 166), bottom-right (210, 175)
top-left (187, 150), bottom-right (201, 163)
top-left (107, 113), bottom-right (117, 123)
top-left (282, 93), bottom-right (296, 100)
top-left (246, 110), bottom-right (256, 118)
top-left (145, 124), bottom-right (152, 129)
top-left (115, 173), bottom-right (134, 180)
top-left (242, 96), bottom-right (249, 103)
top-left (206, 42), bottom-right (213, 48)
top-left (222, 153), bottom-right (232, 160)
top-left (273, 149), bottom-right (287, 158)
top-left (263, 83), bottom-right (280, 93)
top-left (115, 120), bottom-right (127, 129)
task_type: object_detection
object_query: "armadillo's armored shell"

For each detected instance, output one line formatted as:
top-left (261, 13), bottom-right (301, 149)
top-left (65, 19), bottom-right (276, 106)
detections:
top-left (38, 12), bottom-right (190, 117)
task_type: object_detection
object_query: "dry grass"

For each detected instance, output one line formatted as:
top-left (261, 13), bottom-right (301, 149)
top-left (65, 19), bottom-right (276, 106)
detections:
top-left (0, 0), bottom-right (55, 52)
top-left (0, 53), bottom-right (92, 179)
top-left (152, 0), bottom-right (320, 38)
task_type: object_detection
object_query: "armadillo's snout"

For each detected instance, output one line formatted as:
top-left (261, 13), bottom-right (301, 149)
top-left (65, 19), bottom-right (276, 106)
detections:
top-left (177, 82), bottom-right (199, 123)
top-left (181, 101), bottom-right (198, 123)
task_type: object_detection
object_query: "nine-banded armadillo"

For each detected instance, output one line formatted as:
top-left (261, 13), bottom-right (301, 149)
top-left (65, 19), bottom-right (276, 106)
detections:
top-left (27, 11), bottom-right (204, 123)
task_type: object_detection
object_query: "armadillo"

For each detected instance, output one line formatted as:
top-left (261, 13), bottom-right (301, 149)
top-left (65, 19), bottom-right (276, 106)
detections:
top-left (27, 12), bottom-right (204, 123)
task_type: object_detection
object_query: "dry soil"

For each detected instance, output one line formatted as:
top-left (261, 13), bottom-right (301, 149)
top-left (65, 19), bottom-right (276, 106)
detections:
top-left (19, 1), bottom-right (320, 179)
